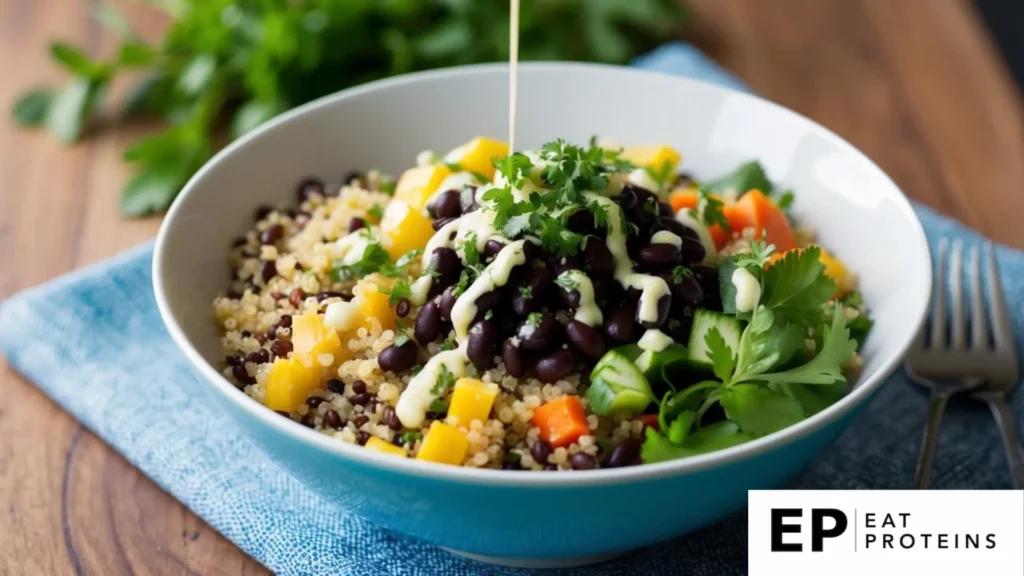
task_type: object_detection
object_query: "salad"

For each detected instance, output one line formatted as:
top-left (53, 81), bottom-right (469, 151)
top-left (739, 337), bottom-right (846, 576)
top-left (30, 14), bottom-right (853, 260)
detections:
top-left (213, 136), bottom-right (872, 470)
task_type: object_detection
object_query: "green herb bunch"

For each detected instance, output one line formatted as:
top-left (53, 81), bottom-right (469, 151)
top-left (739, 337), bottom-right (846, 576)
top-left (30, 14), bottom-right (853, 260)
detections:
top-left (11, 0), bottom-right (688, 217)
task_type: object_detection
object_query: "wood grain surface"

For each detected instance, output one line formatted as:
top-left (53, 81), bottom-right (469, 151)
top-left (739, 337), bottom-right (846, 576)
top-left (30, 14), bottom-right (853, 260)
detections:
top-left (1, 0), bottom-right (1022, 574)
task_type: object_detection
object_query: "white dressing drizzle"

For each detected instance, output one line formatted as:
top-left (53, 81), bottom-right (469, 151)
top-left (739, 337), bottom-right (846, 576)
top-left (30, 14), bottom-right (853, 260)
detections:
top-left (627, 168), bottom-right (661, 193)
top-left (731, 267), bottom-right (761, 313)
top-left (450, 240), bottom-right (528, 341)
top-left (329, 232), bottom-right (372, 264)
top-left (395, 349), bottom-right (466, 428)
top-left (638, 329), bottom-right (673, 352)
top-left (508, 0), bottom-right (520, 152)
top-left (557, 269), bottom-right (603, 326)
top-left (650, 230), bottom-right (682, 249)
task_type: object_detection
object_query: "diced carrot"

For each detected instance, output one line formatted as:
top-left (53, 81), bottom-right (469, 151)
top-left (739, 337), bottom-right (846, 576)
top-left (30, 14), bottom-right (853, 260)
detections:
top-left (669, 189), bottom-right (699, 213)
top-left (531, 396), bottom-right (590, 448)
top-left (637, 414), bottom-right (660, 431)
top-left (725, 189), bottom-right (796, 252)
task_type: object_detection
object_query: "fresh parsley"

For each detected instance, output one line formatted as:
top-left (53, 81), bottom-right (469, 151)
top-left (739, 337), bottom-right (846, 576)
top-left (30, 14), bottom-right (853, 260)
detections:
top-left (704, 160), bottom-right (773, 197)
top-left (555, 272), bottom-right (579, 291)
top-left (331, 243), bottom-right (392, 281)
top-left (399, 431), bottom-right (423, 444)
top-left (644, 159), bottom-right (675, 194)
top-left (759, 246), bottom-right (837, 324)
top-left (734, 240), bottom-right (776, 269)
top-left (671, 265), bottom-right (693, 284)
top-left (526, 312), bottom-right (543, 327)
top-left (644, 196), bottom-right (659, 216)
top-left (367, 204), bottom-right (384, 222)
top-left (690, 186), bottom-right (730, 231)
top-left (519, 286), bottom-right (533, 299)
top-left (430, 364), bottom-right (456, 397)
top-left (380, 281), bottom-right (412, 307)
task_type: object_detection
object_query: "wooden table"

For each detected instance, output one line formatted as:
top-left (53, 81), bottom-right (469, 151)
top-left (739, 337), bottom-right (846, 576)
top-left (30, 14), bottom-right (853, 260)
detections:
top-left (1, 0), bottom-right (1021, 573)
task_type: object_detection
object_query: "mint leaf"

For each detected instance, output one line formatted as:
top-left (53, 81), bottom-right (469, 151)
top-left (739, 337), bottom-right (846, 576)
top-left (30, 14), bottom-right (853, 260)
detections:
top-left (720, 384), bottom-right (804, 437)
top-left (705, 160), bottom-right (773, 196)
top-left (705, 326), bottom-right (736, 383)
top-left (760, 246), bottom-right (836, 324)
top-left (11, 89), bottom-right (53, 127)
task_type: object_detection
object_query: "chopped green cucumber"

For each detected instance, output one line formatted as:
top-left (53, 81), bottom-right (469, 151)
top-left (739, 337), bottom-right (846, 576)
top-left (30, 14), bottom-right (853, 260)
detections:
top-left (686, 310), bottom-right (742, 373)
top-left (635, 343), bottom-right (689, 384)
top-left (586, 350), bottom-right (654, 415)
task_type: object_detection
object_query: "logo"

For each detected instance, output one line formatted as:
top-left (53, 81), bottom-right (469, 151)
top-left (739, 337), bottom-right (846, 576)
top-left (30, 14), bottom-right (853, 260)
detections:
top-left (749, 490), bottom-right (1023, 576)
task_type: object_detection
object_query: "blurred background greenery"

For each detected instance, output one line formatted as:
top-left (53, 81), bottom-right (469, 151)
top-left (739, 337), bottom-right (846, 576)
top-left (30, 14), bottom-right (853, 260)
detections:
top-left (9, 0), bottom-right (689, 217)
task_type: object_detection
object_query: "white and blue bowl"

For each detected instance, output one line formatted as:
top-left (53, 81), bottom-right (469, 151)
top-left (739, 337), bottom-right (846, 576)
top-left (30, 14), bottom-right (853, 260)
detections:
top-left (153, 63), bottom-right (931, 568)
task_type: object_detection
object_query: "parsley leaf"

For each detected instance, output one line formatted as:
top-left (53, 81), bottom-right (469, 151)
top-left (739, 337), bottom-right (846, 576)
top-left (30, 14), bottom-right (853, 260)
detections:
top-left (777, 190), bottom-right (795, 211)
top-left (719, 384), bottom-right (805, 437)
top-left (399, 431), bottom-right (423, 444)
top-left (428, 399), bottom-right (448, 413)
top-left (526, 312), bottom-right (543, 327)
top-left (379, 281), bottom-right (412, 307)
top-left (705, 327), bottom-right (736, 383)
top-left (733, 306), bottom-right (804, 379)
top-left (641, 421), bottom-right (753, 463)
top-left (395, 333), bottom-right (410, 347)
top-left (430, 364), bottom-right (456, 396)
top-left (671, 265), bottom-right (693, 284)
top-left (690, 186), bottom-right (730, 231)
top-left (704, 160), bottom-right (773, 196)
top-left (760, 246), bottom-right (837, 324)
top-left (734, 240), bottom-right (776, 269)
top-left (367, 204), bottom-right (384, 221)
top-left (331, 243), bottom-right (392, 281)
top-left (493, 153), bottom-right (533, 187)
top-left (519, 286), bottom-right (533, 299)
top-left (555, 271), bottom-right (579, 291)
top-left (644, 159), bottom-right (676, 193)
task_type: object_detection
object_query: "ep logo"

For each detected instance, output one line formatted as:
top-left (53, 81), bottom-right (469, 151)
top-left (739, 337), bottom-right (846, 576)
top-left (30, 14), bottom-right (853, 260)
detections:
top-left (770, 508), bottom-right (848, 552)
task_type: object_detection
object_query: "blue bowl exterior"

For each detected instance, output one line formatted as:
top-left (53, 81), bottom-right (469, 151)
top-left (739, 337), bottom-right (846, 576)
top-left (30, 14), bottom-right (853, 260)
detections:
top-left (204, 371), bottom-right (867, 559)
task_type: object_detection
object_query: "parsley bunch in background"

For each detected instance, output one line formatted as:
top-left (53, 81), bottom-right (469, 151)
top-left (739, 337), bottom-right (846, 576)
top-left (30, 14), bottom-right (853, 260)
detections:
top-left (10, 0), bottom-right (689, 218)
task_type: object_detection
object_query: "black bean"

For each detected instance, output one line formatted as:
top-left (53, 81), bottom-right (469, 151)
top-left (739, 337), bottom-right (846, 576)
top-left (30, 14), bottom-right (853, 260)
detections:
top-left (323, 409), bottom-right (343, 429)
top-left (591, 277), bottom-right (623, 306)
top-left (277, 314), bottom-right (292, 328)
top-left (352, 380), bottom-right (367, 394)
top-left (535, 350), bottom-right (576, 383)
top-left (327, 378), bottom-right (345, 394)
top-left (348, 217), bottom-right (366, 233)
top-left (316, 291), bottom-right (346, 302)
top-left (261, 224), bottom-right (283, 245)
top-left (353, 415), bottom-right (370, 428)
top-left (638, 293), bottom-right (672, 329)
top-left (285, 290), bottom-right (302, 309)
top-left (231, 364), bottom-right (255, 385)
top-left (501, 460), bottom-right (521, 470)
top-left (396, 298), bottom-right (411, 318)
top-left (349, 392), bottom-right (371, 406)
top-left (436, 287), bottom-right (457, 322)
top-left (473, 291), bottom-right (503, 322)
top-left (605, 307), bottom-right (637, 343)
top-left (268, 340), bottom-right (291, 360)
top-left (484, 239), bottom-right (506, 258)
top-left (356, 431), bottom-right (371, 445)
top-left (530, 439), bottom-right (552, 464)
top-left (583, 237), bottom-right (615, 276)
top-left (429, 189), bottom-right (462, 219)
top-left (679, 236), bottom-right (707, 265)
top-left (298, 177), bottom-right (325, 201)
top-left (245, 349), bottom-right (270, 365)
top-left (559, 287), bottom-right (581, 309)
top-left (260, 261), bottom-right (276, 284)
top-left (378, 340), bottom-right (418, 373)
top-left (432, 217), bottom-right (457, 231)
top-left (306, 396), bottom-right (325, 408)
top-left (566, 208), bottom-right (598, 235)
top-left (543, 464), bottom-right (559, 471)
top-left (502, 340), bottom-right (526, 378)
top-left (254, 205), bottom-right (273, 221)
top-left (383, 406), bottom-right (402, 430)
top-left (637, 243), bottom-right (681, 269)
top-left (255, 333), bottom-right (268, 344)
top-left (431, 248), bottom-right (462, 288)
top-left (415, 300), bottom-right (443, 344)
top-left (301, 413), bottom-right (316, 427)
top-left (569, 452), bottom-right (598, 471)
top-left (672, 274), bottom-right (705, 306)
top-left (608, 437), bottom-right (642, 467)
top-left (565, 320), bottom-right (606, 361)
top-left (518, 313), bottom-right (561, 350)
top-left (225, 354), bottom-right (243, 367)
top-left (466, 321), bottom-right (497, 370)
top-left (241, 330), bottom-right (253, 338)
top-left (548, 255), bottom-right (581, 276)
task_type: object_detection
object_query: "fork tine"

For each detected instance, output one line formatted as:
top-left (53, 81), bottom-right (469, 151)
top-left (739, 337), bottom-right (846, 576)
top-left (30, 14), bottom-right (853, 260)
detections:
top-left (984, 242), bottom-right (1013, 351)
top-left (930, 238), bottom-right (948, 347)
top-left (950, 239), bottom-right (965, 348)
top-left (969, 245), bottom-right (989, 350)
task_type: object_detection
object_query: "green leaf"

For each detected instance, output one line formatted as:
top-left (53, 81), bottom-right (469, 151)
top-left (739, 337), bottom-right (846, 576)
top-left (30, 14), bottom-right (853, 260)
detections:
top-left (704, 326), bottom-right (736, 383)
top-left (49, 42), bottom-right (98, 77)
top-left (46, 78), bottom-right (102, 143)
top-left (689, 186), bottom-right (729, 231)
top-left (11, 89), bottom-right (53, 127)
top-left (760, 246), bottom-right (837, 324)
top-left (116, 42), bottom-right (157, 68)
top-left (641, 421), bottom-right (752, 463)
top-left (739, 303), bottom-right (857, 387)
top-left (177, 54), bottom-right (217, 97)
top-left (230, 100), bottom-right (285, 139)
top-left (92, 2), bottom-right (135, 38)
top-left (666, 410), bottom-right (695, 445)
top-left (734, 240), bottom-right (775, 269)
top-left (120, 159), bottom-right (192, 216)
top-left (734, 306), bottom-right (804, 379)
top-left (720, 384), bottom-right (805, 437)
top-left (779, 382), bottom-right (846, 417)
top-left (705, 160), bottom-right (773, 196)
top-left (331, 243), bottom-right (394, 282)
top-left (415, 19), bottom-right (473, 60)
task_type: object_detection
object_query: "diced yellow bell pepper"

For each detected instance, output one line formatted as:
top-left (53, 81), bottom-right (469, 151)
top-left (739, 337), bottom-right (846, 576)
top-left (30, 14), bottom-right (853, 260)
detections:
top-left (621, 145), bottom-right (682, 173)
top-left (380, 200), bottom-right (435, 261)
top-left (815, 246), bottom-right (853, 296)
top-left (416, 421), bottom-right (469, 466)
top-left (291, 312), bottom-right (347, 368)
top-left (444, 137), bottom-right (509, 180)
top-left (395, 165), bottom-right (452, 211)
top-left (365, 437), bottom-right (408, 457)
top-left (448, 378), bottom-right (500, 427)
top-left (265, 357), bottom-right (322, 413)
top-left (356, 280), bottom-right (397, 332)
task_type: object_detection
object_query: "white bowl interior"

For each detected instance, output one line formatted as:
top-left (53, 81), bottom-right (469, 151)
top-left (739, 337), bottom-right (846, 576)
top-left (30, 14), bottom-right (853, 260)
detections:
top-left (155, 63), bottom-right (930, 470)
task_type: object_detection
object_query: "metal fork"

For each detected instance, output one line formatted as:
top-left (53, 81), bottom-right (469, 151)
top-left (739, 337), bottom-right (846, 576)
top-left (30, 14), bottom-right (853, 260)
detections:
top-left (905, 239), bottom-right (1021, 489)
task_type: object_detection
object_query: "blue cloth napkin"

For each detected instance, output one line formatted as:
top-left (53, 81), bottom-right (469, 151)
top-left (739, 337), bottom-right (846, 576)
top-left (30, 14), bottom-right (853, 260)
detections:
top-left (1, 43), bottom-right (1022, 576)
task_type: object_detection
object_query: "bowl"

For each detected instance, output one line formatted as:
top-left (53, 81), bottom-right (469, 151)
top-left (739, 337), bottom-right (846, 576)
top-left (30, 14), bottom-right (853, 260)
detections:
top-left (153, 62), bottom-right (931, 568)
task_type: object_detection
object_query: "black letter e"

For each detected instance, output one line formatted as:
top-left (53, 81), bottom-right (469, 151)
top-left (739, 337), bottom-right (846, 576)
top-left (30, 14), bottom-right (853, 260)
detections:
top-left (771, 509), bottom-right (803, 552)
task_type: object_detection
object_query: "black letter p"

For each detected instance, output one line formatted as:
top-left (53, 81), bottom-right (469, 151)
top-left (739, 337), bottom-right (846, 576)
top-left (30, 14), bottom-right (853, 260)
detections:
top-left (811, 509), bottom-right (848, 552)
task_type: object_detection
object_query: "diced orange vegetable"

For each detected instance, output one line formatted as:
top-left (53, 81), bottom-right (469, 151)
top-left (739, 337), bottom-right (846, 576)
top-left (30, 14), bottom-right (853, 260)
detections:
top-left (395, 165), bottom-right (452, 211)
top-left (445, 137), bottom-right (509, 180)
top-left (265, 357), bottom-right (322, 413)
top-left (291, 312), bottom-right (347, 369)
top-left (724, 189), bottom-right (797, 252)
top-left (620, 145), bottom-right (682, 172)
top-left (637, 414), bottom-right (660, 431)
top-left (380, 200), bottom-right (435, 260)
top-left (768, 246), bottom-right (852, 296)
top-left (531, 396), bottom-right (590, 448)
top-left (448, 378), bottom-right (500, 427)
top-left (356, 280), bottom-right (397, 332)
top-left (366, 437), bottom-right (408, 457)
top-left (668, 189), bottom-right (700, 213)
top-left (416, 421), bottom-right (469, 465)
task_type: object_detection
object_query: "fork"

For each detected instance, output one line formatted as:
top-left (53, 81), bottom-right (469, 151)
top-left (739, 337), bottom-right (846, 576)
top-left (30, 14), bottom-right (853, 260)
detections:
top-left (905, 239), bottom-right (1021, 489)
